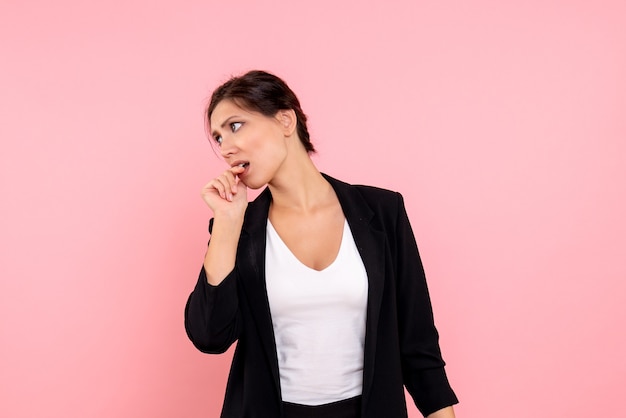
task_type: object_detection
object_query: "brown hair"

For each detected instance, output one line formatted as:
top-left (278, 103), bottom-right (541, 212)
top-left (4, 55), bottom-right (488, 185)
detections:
top-left (207, 70), bottom-right (315, 153)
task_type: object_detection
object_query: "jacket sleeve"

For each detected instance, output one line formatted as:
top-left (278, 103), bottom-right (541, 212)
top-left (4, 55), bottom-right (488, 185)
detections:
top-left (394, 193), bottom-right (458, 416)
top-left (184, 219), bottom-right (241, 354)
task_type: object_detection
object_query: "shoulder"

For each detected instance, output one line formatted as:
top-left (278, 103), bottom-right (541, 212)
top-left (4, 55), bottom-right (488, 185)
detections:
top-left (324, 173), bottom-right (404, 209)
top-left (322, 173), bottom-right (409, 233)
top-left (352, 183), bottom-right (400, 201)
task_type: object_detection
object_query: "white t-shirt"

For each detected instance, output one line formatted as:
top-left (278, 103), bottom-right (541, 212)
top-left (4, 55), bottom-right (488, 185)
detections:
top-left (265, 219), bottom-right (368, 405)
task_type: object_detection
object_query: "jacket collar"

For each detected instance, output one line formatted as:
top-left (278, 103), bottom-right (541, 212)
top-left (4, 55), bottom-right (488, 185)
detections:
top-left (240, 173), bottom-right (375, 235)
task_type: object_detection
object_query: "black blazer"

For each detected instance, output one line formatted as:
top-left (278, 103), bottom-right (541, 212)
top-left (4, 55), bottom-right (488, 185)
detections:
top-left (185, 174), bottom-right (458, 417)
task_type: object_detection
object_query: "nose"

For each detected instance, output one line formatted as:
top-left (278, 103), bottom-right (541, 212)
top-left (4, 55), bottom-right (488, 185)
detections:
top-left (219, 135), bottom-right (237, 159)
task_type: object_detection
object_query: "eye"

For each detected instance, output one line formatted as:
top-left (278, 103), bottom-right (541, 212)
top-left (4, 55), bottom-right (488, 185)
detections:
top-left (214, 135), bottom-right (223, 146)
top-left (230, 122), bottom-right (243, 132)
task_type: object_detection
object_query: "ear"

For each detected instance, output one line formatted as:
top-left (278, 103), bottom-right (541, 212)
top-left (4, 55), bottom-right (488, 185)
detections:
top-left (276, 109), bottom-right (297, 137)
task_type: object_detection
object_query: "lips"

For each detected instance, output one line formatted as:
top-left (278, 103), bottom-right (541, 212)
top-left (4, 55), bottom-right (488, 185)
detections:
top-left (231, 160), bottom-right (249, 168)
top-left (231, 161), bottom-right (250, 178)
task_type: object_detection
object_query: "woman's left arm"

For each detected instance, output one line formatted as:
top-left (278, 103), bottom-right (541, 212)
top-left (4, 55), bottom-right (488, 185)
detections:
top-left (392, 192), bottom-right (459, 416)
top-left (427, 406), bottom-right (456, 418)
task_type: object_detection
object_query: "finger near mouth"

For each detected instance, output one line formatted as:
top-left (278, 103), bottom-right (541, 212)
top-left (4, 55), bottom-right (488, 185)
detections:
top-left (237, 162), bottom-right (250, 172)
top-left (236, 162), bottom-right (250, 176)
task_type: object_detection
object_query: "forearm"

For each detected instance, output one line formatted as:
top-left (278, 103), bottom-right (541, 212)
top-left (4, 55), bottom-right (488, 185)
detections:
top-left (203, 212), bottom-right (244, 286)
top-left (426, 406), bottom-right (455, 418)
top-left (185, 265), bottom-right (240, 353)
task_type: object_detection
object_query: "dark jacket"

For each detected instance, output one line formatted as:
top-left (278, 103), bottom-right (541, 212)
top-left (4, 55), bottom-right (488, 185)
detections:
top-left (185, 174), bottom-right (458, 417)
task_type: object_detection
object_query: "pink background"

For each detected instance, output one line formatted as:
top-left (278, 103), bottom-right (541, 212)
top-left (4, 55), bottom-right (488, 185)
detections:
top-left (2, 1), bottom-right (625, 417)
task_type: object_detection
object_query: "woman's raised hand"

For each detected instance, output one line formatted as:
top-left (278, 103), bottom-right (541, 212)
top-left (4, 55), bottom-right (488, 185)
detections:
top-left (201, 165), bottom-right (248, 285)
top-left (201, 166), bottom-right (248, 219)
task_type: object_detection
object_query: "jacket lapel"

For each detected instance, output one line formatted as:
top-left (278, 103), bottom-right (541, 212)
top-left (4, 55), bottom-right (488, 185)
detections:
top-left (323, 175), bottom-right (386, 406)
top-left (237, 188), bottom-right (282, 395)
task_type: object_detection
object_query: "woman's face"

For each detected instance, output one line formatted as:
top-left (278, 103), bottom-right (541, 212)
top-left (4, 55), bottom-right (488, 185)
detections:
top-left (210, 99), bottom-right (289, 189)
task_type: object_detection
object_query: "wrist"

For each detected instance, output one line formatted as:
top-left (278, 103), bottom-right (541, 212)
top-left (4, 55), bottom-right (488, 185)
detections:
top-left (212, 209), bottom-right (245, 225)
top-left (209, 212), bottom-right (245, 239)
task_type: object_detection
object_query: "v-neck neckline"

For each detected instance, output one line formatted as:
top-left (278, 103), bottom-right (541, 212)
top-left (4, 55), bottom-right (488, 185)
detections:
top-left (266, 218), bottom-right (347, 273)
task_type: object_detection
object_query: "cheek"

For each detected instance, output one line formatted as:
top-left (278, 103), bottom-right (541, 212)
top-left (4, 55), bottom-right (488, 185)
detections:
top-left (249, 131), bottom-right (278, 155)
top-left (245, 128), bottom-right (269, 148)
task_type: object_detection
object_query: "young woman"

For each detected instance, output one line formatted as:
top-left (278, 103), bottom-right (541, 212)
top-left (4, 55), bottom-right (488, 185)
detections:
top-left (185, 70), bottom-right (458, 418)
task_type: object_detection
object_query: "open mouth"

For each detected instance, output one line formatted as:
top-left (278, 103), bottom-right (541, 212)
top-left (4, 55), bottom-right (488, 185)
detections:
top-left (236, 162), bottom-right (250, 177)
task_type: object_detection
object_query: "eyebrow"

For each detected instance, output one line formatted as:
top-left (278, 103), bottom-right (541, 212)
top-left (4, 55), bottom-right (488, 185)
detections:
top-left (211, 115), bottom-right (241, 138)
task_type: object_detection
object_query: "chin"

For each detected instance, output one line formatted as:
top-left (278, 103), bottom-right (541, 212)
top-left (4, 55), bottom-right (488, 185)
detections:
top-left (241, 179), bottom-right (267, 190)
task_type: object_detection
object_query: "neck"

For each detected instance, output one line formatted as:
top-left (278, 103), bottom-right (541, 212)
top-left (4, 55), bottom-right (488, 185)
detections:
top-left (267, 152), bottom-right (332, 212)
